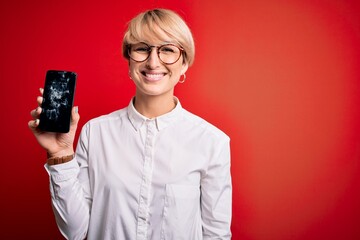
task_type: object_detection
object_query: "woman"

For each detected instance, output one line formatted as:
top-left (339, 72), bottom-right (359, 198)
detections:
top-left (29, 8), bottom-right (232, 240)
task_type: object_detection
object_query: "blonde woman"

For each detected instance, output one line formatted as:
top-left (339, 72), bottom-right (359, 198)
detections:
top-left (29, 8), bottom-right (232, 240)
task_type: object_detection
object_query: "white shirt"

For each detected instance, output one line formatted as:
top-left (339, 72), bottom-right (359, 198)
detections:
top-left (45, 98), bottom-right (232, 240)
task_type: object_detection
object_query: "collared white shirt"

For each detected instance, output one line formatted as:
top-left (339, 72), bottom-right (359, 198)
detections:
top-left (46, 98), bottom-right (232, 240)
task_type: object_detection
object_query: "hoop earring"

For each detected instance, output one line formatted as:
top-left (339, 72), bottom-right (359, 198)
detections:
top-left (179, 73), bottom-right (186, 83)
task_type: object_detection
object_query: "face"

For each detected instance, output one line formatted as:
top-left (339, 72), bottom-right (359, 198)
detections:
top-left (128, 39), bottom-right (188, 99)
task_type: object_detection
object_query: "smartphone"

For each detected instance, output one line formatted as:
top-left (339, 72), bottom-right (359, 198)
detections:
top-left (38, 70), bottom-right (77, 133)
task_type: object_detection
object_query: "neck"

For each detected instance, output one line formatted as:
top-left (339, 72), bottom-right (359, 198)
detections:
top-left (134, 93), bottom-right (176, 119)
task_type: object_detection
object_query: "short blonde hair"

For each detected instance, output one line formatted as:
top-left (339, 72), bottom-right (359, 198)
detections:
top-left (122, 9), bottom-right (195, 66)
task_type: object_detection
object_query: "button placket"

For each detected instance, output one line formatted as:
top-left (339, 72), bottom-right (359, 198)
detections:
top-left (136, 120), bottom-right (156, 240)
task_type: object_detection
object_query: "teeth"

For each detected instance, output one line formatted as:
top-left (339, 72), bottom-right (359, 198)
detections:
top-left (146, 73), bottom-right (163, 80)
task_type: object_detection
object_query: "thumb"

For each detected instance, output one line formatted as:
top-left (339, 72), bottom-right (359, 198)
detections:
top-left (70, 106), bottom-right (80, 127)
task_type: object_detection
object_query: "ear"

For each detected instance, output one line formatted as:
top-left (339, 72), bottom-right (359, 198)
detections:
top-left (181, 62), bottom-right (189, 75)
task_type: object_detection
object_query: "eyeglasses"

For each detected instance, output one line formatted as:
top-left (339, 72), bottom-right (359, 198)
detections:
top-left (128, 42), bottom-right (184, 65)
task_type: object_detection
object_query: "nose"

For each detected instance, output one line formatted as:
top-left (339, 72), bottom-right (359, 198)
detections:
top-left (146, 48), bottom-right (161, 68)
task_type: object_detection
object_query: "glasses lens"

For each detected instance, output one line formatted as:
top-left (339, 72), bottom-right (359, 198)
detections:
top-left (129, 43), bottom-right (150, 62)
top-left (158, 45), bottom-right (181, 64)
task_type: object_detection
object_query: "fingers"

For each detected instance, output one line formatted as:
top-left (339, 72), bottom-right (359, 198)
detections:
top-left (29, 88), bottom-right (44, 130)
top-left (28, 88), bottom-right (44, 131)
top-left (31, 88), bottom-right (43, 119)
top-left (30, 106), bottom-right (42, 119)
top-left (29, 106), bottom-right (41, 133)
top-left (37, 96), bottom-right (43, 106)
top-left (36, 88), bottom-right (44, 105)
top-left (28, 119), bottom-right (39, 131)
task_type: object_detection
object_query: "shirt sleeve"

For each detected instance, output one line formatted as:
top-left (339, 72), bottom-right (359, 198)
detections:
top-left (44, 124), bottom-right (92, 240)
top-left (201, 136), bottom-right (232, 239)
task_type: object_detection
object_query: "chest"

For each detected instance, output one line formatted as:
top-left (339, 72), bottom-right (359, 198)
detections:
top-left (88, 124), bottom-right (209, 194)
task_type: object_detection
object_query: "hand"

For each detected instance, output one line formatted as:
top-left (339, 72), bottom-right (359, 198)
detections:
top-left (28, 88), bottom-right (80, 158)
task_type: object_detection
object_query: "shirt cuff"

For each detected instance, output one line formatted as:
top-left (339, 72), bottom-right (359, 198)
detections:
top-left (44, 157), bottom-right (80, 182)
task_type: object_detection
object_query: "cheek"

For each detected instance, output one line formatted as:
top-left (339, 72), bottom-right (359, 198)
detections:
top-left (129, 61), bottom-right (137, 71)
top-left (129, 62), bottom-right (142, 76)
top-left (169, 70), bottom-right (181, 81)
top-left (170, 64), bottom-right (187, 78)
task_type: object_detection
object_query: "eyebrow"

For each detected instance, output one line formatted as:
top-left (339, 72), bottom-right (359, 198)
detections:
top-left (135, 38), bottom-right (177, 44)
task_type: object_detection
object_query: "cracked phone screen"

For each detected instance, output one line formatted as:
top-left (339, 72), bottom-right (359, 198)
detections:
top-left (39, 70), bottom-right (77, 133)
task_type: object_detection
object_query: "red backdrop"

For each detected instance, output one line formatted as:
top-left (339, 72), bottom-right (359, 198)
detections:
top-left (1, 0), bottom-right (359, 239)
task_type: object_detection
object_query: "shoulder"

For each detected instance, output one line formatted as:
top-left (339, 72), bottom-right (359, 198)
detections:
top-left (181, 108), bottom-right (230, 142)
top-left (83, 107), bottom-right (128, 129)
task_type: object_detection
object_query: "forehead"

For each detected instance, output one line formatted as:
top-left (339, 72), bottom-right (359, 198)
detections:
top-left (131, 23), bottom-right (177, 45)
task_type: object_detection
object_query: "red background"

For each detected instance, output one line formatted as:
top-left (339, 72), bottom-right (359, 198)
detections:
top-left (1, 0), bottom-right (359, 239)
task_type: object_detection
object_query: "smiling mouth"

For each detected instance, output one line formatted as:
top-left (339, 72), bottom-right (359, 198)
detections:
top-left (141, 71), bottom-right (166, 81)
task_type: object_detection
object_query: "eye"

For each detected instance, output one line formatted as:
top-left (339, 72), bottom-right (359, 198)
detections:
top-left (162, 47), bottom-right (174, 52)
top-left (132, 44), bottom-right (150, 53)
top-left (134, 47), bottom-right (150, 53)
top-left (160, 45), bottom-right (178, 54)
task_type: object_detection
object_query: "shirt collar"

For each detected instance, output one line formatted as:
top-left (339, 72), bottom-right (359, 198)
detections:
top-left (127, 97), bottom-right (183, 131)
